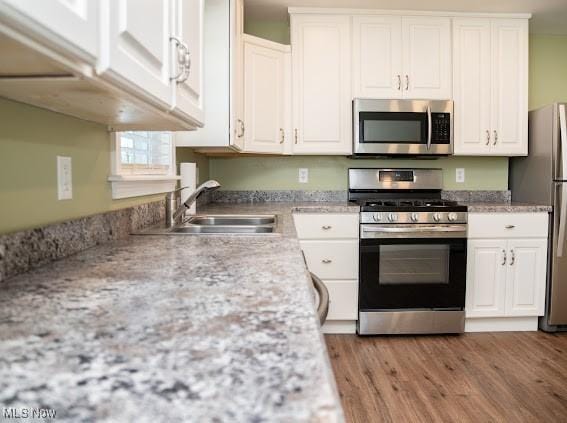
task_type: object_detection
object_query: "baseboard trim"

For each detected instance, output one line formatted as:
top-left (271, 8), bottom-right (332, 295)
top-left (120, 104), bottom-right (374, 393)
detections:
top-left (322, 320), bottom-right (356, 334)
top-left (465, 316), bottom-right (539, 332)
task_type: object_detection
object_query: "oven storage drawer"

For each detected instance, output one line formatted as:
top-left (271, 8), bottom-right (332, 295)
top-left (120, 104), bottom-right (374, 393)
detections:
top-left (325, 280), bottom-right (358, 320)
top-left (300, 240), bottom-right (358, 279)
top-left (468, 213), bottom-right (548, 239)
top-left (293, 214), bottom-right (359, 239)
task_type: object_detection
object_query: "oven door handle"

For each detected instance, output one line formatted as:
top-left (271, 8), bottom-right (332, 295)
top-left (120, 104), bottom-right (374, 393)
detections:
top-left (361, 225), bottom-right (467, 238)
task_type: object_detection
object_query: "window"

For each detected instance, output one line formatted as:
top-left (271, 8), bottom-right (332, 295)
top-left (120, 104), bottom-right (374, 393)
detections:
top-left (108, 131), bottom-right (180, 199)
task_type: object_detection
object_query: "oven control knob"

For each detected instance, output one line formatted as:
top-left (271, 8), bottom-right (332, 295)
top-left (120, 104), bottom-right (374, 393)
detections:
top-left (448, 212), bottom-right (458, 222)
top-left (433, 212), bottom-right (442, 222)
top-left (411, 212), bottom-right (419, 222)
top-left (372, 212), bottom-right (382, 222)
top-left (388, 213), bottom-right (398, 222)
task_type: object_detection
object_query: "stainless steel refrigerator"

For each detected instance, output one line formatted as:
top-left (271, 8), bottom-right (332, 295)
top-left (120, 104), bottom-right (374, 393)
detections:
top-left (510, 103), bottom-right (567, 331)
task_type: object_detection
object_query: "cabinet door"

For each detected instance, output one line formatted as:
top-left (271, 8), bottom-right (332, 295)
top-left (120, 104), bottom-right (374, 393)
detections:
top-left (291, 14), bottom-right (352, 154)
top-left (99, 0), bottom-right (172, 108)
top-left (466, 240), bottom-right (508, 317)
top-left (2, 0), bottom-right (99, 62)
top-left (243, 39), bottom-right (288, 154)
top-left (452, 18), bottom-right (492, 156)
top-left (402, 17), bottom-right (451, 99)
top-left (506, 239), bottom-right (547, 316)
top-left (490, 19), bottom-right (528, 156)
top-left (352, 16), bottom-right (402, 99)
top-left (170, 0), bottom-right (204, 125)
top-left (230, 0), bottom-right (245, 150)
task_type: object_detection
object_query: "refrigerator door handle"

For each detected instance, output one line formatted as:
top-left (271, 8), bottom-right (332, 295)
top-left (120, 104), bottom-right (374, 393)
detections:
top-left (558, 183), bottom-right (567, 257)
top-left (560, 104), bottom-right (567, 180)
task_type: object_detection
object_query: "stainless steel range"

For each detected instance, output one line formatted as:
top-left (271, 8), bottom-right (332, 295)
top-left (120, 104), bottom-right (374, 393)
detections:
top-left (349, 168), bottom-right (468, 335)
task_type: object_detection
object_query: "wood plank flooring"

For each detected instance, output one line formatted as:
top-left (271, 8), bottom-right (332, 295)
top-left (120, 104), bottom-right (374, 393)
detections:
top-left (325, 332), bottom-right (567, 422)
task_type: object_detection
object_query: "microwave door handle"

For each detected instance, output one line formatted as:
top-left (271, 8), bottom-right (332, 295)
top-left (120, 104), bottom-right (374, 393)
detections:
top-left (559, 104), bottom-right (567, 180)
top-left (426, 105), bottom-right (432, 151)
top-left (558, 183), bottom-right (567, 257)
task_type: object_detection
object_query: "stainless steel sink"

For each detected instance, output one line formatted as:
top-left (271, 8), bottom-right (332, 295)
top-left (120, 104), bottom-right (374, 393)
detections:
top-left (171, 225), bottom-right (274, 234)
top-left (133, 214), bottom-right (279, 236)
top-left (186, 215), bottom-right (276, 226)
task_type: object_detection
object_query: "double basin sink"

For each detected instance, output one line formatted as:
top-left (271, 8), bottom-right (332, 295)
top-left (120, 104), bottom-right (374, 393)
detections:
top-left (138, 215), bottom-right (278, 235)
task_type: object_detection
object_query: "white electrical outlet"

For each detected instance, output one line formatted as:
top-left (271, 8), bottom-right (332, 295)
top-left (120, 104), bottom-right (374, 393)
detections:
top-left (456, 168), bottom-right (465, 183)
top-left (298, 168), bottom-right (309, 184)
top-left (57, 156), bottom-right (72, 200)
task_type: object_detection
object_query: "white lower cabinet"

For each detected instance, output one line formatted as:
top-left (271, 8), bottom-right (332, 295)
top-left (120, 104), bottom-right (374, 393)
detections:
top-left (465, 213), bottom-right (548, 332)
top-left (293, 213), bottom-right (359, 334)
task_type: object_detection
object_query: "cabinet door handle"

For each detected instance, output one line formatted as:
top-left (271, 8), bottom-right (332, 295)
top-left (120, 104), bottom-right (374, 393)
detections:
top-left (294, 128), bottom-right (299, 144)
top-left (486, 130), bottom-right (491, 145)
top-left (322, 225), bottom-right (332, 230)
top-left (236, 119), bottom-right (245, 138)
top-left (170, 36), bottom-right (190, 83)
top-left (493, 130), bottom-right (498, 145)
top-left (505, 225), bottom-right (515, 229)
top-left (279, 128), bottom-right (285, 144)
top-left (397, 75), bottom-right (401, 90)
top-left (510, 249), bottom-right (515, 266)
top-left (322, 259), bottom-right (332, 264)
top-left (405, 75), bottom-right (409, 91)
top-left (502, 249), bottom-right (507, 266)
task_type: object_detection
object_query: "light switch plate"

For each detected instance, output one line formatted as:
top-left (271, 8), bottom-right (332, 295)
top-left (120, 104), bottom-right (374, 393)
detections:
top-left (298, 168), bottom-right (309, 184)
top-left (456, 168), bottom-right (465, 183)
top-left (57, 156), bottom-right (72, 200)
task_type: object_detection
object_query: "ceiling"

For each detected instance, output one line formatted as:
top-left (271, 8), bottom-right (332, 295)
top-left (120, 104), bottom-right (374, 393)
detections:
top-left (244, 0), bottom-right (567, 35)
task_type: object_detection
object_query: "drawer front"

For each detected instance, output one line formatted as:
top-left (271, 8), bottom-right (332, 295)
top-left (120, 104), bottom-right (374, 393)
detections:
top-left (468, 213), bottom-right (549, 239)
top-left (293, 213), bottom-right (359, 239)
top-left (325, 280), bottom-right (358, 320)
top-left (300, 240), bottom-right (358, 279)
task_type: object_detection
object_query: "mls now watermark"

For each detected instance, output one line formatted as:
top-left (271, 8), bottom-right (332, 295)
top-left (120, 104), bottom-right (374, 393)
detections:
top-left (3, 408), bottom-right (56, 419)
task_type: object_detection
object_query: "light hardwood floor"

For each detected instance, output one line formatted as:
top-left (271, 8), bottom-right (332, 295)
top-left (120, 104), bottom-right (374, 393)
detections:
top-left (326, 332), bottom-right (567, 422)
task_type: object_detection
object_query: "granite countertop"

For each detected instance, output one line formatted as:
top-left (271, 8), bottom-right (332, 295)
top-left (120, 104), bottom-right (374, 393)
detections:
top-left (464, 202), bottom-right (552, 213)
top-left (0, 202), bottom-right (353, 422)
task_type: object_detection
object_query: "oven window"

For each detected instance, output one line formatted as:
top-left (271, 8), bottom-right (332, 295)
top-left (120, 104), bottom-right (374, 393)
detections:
top-left (359, 112), bottom-right (427, 144)
top-left (379, 244), bottom-right (450, 285)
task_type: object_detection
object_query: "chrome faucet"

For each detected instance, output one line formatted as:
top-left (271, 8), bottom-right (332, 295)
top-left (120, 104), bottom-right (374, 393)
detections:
top-left (165, 180), bottom-right (221, 227)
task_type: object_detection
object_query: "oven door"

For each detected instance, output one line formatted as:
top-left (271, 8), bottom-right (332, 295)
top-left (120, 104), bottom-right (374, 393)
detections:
top-left (359, 229), bottom-right (466, 311)
top-left (353, 99), bottom-right (453, 156)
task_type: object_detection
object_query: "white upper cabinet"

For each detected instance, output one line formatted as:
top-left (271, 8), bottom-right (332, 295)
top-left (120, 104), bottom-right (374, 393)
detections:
top-left (452, 18), bottom-right (492, 155)
top-left (490, 19), bottom-right (529, 156)
top-left (169, 0), bottom-right (204, 125)
top-left (352, 15), bottom-right (451, 100)
top-left (290, 14), bottom-right (352, 155)
top-left (98, 0), bottom-right (172, 108)
top-left (243, 36), bottom-right (290, 154)
top-left (0, 0), bottom-right (99, 63)
top-left (453, 18), bottom-right (528, 156)
top-left (402, 17), bottom-right (452, 99)
top-left (352, 16), bottom-right (402, 99)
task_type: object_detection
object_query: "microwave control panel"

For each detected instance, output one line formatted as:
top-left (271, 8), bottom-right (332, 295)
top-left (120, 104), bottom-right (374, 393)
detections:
top-left (431, 113), bottom-right (451, 142)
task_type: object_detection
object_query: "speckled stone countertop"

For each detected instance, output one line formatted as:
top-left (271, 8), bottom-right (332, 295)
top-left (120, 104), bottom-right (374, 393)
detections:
top-left (0, 202), bottom-right (354, 422)
top-left (464, 202), bottom-right (552, 213)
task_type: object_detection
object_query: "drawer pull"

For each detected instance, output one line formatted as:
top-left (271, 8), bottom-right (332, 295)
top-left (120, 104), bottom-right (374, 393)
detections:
top-left (321, 225), bottom-right (332, 230)
top-left (502, 249), bottom-right (507, 266)
top-left (505, 225), bottom-right (516, 229)
top-left (322, 259), bottom-right (332, 264)
top-left (510, 249), bottom-right (515, 266)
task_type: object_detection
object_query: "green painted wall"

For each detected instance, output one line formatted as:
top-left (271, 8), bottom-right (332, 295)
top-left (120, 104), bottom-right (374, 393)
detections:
top-left (210, 156), bottom-right (508, 190)
top-left (245, 20), bottom-right (290, 44)
top-left (529, 34), bottom-right (567, 110)
top-left (0, 98), bottom-right (207, 235)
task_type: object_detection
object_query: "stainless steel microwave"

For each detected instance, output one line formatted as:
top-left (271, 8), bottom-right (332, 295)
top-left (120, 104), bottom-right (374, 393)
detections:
top-left (353, 99), bottom-right (453, 156)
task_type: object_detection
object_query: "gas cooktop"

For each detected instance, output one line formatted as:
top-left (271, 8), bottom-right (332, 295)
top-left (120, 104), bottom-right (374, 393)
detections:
top-left (360, 198), bottom-right (465, 211)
